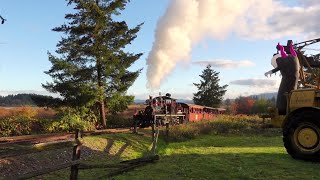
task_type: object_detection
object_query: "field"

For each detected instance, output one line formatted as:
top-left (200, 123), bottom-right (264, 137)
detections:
top-left (0, 105), bottom-right (146, 136)
top-left (2, 118), bottom-right (320, 179)
top-left (0, 104), bottom-right (146, 119)
top-left (0, 107), bottom-right (56, 119)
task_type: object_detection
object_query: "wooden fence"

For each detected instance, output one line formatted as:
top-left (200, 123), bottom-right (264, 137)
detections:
top-left (5, 129), bottom-right (159, 180)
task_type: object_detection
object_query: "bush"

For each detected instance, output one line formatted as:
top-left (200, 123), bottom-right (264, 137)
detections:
top-left (0, 117), bottom-right (33, 136)
top-left (47, 107), bottom-right (97, 133)
top-left (169, 124), bottom-right (200, 141)
top-left (106, 114), bottom-right (133, 128)
top-left (167, 115), bottom-right (277, 142)
top-left (0, 107), bottom-right (97, 137)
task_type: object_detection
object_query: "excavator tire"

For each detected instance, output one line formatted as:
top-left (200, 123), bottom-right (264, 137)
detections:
top-left (283, 110), bottom-right (320, 161)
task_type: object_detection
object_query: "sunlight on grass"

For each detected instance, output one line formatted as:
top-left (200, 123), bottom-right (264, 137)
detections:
top-left (28, 131), bottom-right (320, 180)
top-left (115, 134), bottom-right (320, 180)
top-left (163, 146), bottom-right (285, 156)
top-left (82, 136), bottom-right (108, 152)
top-left (81, 134), bottom-right (146, 160)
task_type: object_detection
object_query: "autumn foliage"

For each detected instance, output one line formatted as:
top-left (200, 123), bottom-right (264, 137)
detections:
top-left (0, 107), bottom-right (56, 119)
top-left (235, 97), bottom-right (255, 114)
top-left (229, 96), bottom-right (276, 115)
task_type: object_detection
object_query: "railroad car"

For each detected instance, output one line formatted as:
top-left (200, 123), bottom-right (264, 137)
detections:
top-left (133, 93), bottom-right (226, 128)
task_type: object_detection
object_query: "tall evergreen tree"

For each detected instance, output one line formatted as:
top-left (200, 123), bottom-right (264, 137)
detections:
top-left (193, 65), bottom-right (228, 107)
top-left (43, 0), bottom-right (143, 128)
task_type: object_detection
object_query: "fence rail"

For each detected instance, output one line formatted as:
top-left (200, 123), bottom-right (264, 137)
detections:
top-left (2, 128), bottom-right (159, 180)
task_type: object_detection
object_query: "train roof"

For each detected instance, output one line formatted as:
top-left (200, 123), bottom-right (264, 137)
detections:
top-left (182, 103), bottom-right (205, 109)
top-left (214, 108), bottom-right (227, 111)
top-left (178, 102), bottom-right (226, 111)
top-left (152, 95), bottom-right (177, 100)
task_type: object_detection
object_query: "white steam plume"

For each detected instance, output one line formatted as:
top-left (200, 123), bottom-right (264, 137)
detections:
top-left (146, 0), bottom-right (320, 89)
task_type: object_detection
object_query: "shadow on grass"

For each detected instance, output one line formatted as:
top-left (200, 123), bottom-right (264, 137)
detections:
top-left (104, 139), bottom-right (115, 154)
top-left (99, 133), bottom-right (151, 154)
top-left (114, 153), bottom-right (320, 180)
top-left (0, 132), bottom-right (153, 179)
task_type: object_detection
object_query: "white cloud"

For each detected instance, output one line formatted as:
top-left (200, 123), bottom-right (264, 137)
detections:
top-left (146, 0), bottom-right (320, 89)
top-left (193, 59), bottom-right (255, 69)
top-left (230, 79), bottom-right (277, 87)
top-left (225, 76), bottom-right (281, 99)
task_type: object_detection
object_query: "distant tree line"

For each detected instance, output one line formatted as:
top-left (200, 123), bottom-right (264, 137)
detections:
top-left (0, 94), bottom-right (34, 106)
top-left (0, 94), bottom-right (60, 107)
top-left (224, 96), bottom-right (276, 115)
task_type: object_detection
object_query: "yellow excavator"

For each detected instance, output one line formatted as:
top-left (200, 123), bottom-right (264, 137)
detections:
top-left (268, 38), bottom-right (320, 161)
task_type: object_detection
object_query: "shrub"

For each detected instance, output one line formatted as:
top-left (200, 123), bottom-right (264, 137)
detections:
top-left (47, 107), bottom-right (97, 133)
top-left (0, 117), bottom-right (33, 136)
top-left (0, 107), bottom-right (42, 136)
top-left (106, 114), bottom-right (133, 128)
top-left (168, 124), bottom-right (200, 141)
top-left (167, 115), bottom-right (277, 142)
top-left (0, 107), bottom-right (98, 137)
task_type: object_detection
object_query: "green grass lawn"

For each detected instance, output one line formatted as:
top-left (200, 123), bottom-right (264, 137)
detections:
top-left (30, 129), bottom-right (320, 180)
top-left (115, 133), bottom-right (320, 180)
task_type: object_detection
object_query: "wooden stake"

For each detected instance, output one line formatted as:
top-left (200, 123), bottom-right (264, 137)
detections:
top-left (70, 129), bottom-right (81, 180)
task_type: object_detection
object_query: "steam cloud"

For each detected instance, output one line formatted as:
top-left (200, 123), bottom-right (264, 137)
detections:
top-left (146, 0), bottom-right (320, 89)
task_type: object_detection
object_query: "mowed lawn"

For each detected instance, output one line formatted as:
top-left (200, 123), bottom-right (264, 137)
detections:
top-left (115, 134), bottom-right (320, 180)
top-left (23, 130), bottom-right (320, 180)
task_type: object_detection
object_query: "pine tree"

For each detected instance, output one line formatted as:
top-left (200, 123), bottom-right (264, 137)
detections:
top-left (193, 65), bottom-right (228, 107)
top-left (43, 0), bottom-right (143, 128)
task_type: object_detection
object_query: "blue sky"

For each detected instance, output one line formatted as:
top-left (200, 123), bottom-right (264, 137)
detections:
top-left (1, 0), bottom-right (319, 100)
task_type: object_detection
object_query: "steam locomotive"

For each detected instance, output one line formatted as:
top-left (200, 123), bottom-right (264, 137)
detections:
top-left (133, 93), bottom-right (226, 128)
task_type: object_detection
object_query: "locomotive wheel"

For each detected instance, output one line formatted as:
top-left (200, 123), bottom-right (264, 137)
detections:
top-left (283, 110), bottom-right (320, 161)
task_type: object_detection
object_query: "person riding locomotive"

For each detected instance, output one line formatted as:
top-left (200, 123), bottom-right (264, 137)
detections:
top-left (133, 93), bottom-right (180, 129)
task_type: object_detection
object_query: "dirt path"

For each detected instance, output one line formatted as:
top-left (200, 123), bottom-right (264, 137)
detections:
top-left (0, 128), bottom-right (131, 146)
top-left (0, 128), bottom-right (133, 179)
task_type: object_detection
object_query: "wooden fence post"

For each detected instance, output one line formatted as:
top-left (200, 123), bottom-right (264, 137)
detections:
top-left (165, 123), bottom-right (169, 141)
top-left (133, 120), bottom-right (138, 134)
top-left (70, 129), bottom-right (81, 180)
top-left (151, 120), bottom-right (156, 155)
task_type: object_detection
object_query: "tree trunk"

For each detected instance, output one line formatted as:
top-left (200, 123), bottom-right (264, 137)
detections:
top-left (95, 0), bottom-right (105, 129)
top-left (99, 100), bottom-right (106, 129)
top-left (97, 56), bottom-right (106, 128)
